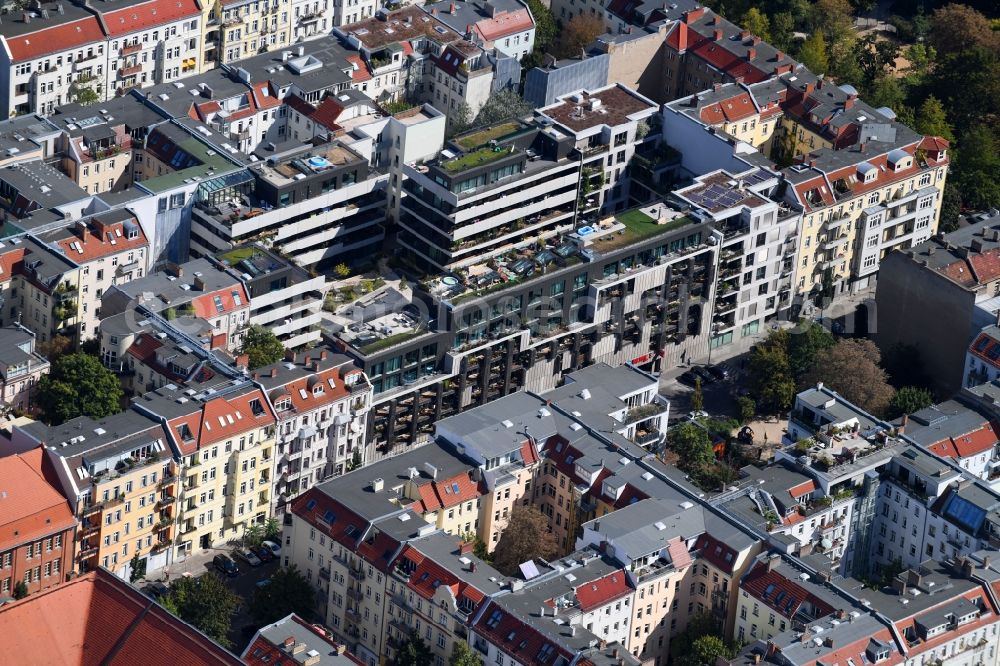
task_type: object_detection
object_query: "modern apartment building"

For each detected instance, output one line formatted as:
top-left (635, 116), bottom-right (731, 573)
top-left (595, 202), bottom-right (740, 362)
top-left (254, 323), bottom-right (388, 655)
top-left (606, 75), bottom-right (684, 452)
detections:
top-left (133, 379), bottom-right (277, 554)
top-left (12, 411), bottom-right (179, 579)
top-left (212, 244), bottom-right (325, 349)
top-left (251, 347), bottom-right (372, 514)
top-left (0, 448), bottom-right (76, 597)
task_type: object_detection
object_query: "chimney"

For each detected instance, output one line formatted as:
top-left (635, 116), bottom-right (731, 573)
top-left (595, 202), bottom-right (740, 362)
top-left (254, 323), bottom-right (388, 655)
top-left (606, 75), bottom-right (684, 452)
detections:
top-left (713, 82), bottom-right (722, 92)
top-left (713, 29), bottom-right (723, 40)
top-left (984, 555), bottom-right (991, 569)
top-left (804, 81), bottom-right (815, 94)
top-left (677, 21), bottom-right (688, 51)
top-left (304, 355), bottom-right (312, 366)
top-left (753, 654), bottom-right (762, 664)
top-left (540, 605), bottom-right (547, 617)
top-left (270, 367), bottom-right (278, 377)
top-left (823, 638), bottom-right (834, 648)
top-left (431, 6), bottom-right (437, 13)
top-left (283, 636), bottom-right (295, 649)
top-left (683, 6), bottom-right (705, 22)
top-left (891, 576), bottom-right (906, 595)
top-left (971, 238), bottom-right (984, 253)
top-left (22, 12), bottom-right (30, 23)
top-left (766, 554), bottom-right (779, 571)
top-left (292, 642), bottom-right (306, 655)
top-left (963, 558), bottom-right (974, 579)
top-left (739, 30), bottom-right (749, 39)
top-left (449, 1), bottom-right (455, 12)
top-left (297, 45), bottom-right (305, 56)
top-left (235, 354), bottom-right (249, 370)
top-left (774, 50), bottom-right (784, 61)
top-left (898, 414), bottom-right (908, 434)
top-left (746, 47), bottom-right (756, 60)
top-left (844, 97), bottom-right (855, 110)
top-left (320, 350), bottom-right (328, 360)
top-left (751, 36), bottom-right (761, 45)
top-left (460, 541), bottom-right (474, 555)
top-left (372, 478), bottom-right (384, 492)
top-left (711, 15), bottom-right (721, 25)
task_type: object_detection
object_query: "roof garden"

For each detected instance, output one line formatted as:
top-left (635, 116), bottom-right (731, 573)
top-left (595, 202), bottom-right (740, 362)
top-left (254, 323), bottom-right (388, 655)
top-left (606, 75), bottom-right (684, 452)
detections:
top-left (453, 122), bottom-right (522, 151)
top-left (573, 206), bottom-right (695, 253)
top-left (441, 145), bottom-right (517, 173)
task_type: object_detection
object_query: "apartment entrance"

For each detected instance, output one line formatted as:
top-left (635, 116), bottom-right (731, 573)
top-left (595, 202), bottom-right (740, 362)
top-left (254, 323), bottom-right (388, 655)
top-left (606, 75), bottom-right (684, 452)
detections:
top-left (200, 533), bottom-right (211, 550)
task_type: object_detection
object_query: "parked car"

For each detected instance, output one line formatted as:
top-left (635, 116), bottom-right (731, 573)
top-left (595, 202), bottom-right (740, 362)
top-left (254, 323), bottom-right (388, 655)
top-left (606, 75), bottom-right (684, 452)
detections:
top-left (677, 370), bottom-right (700, 387)
top-left (237, 549), bottom-right (262, 567)
top-left (144, 581), bottom-right (169, 599)
top-left (255, 578), bottom-right (272, 589)
top-left (685, 410), bottom-right (709, 422)
top-left (261, 540), bottom-right (281, 557)
top-left (705, 364), bottom-right (730, 381)
top-left (252, 544), bottom-right (274, 562)
top-left (213, 554), bottom-right (239, 577)
top-left (691, 366), bottom-right (717, 384)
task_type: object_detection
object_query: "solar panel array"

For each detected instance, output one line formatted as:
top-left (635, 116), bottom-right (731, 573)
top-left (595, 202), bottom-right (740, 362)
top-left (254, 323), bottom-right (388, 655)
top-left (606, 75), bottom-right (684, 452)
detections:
top-left (688, 182), bottom-right (747, 211)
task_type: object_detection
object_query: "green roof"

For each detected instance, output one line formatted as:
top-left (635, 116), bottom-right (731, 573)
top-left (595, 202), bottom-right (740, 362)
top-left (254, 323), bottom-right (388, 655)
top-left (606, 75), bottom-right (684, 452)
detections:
top-left (454, 122), bottom-right (522, 151)
top-left (441, 146), bottom-right (516, 173)
top-left (591, 209), bottom-right (696, 253)
top-left (140, 138), bottom-right (242, 194)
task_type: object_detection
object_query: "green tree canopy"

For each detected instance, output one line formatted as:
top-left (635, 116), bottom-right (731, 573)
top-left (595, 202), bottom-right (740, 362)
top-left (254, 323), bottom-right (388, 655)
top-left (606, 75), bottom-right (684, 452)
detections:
top-left (803, 339), bottom-right (895, 416)
top-left (747, 333), bottom-right (797, 413)
top-left (928, 3), bottom-right (998, 56)
top-left (788, 321), bottom-right (835, 379)
top-left (240, 325), bottom-right (285, 370)
top-left (471, 89), bottom-right (533, 129)
top-left (450, 641), bottom-right (484, 666)
top-left (553, 14), bottom-right (604, 58)
top-left (162, 573), bottom-right (239, 647)
top-left (690, 377), bottom-right (704, 412)
top-left (888, 387), bottom-right (934, 420)
top-left (250, 565), bottom-right (317, 626)
top-left (398, 632), bottom-right (434, 666)
top-left (914, 96), bottom-right (954, 142)
top-left (770, 12), bottom-right (795, 51)
top-left (492, 506), bottom-right (559, 576)
top-left (741, 7), bottom-right (771, 41)
top-left (37, 353), bottom-right (123, 425)
top-left (667, 423), bottom-right (715, 471)
top-left (797, 32), bottom-right (829, 75)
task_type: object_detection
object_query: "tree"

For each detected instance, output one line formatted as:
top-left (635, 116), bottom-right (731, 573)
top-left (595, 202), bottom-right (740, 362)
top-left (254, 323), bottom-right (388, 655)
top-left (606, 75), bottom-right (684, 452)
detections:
top-left (667, 423), bottom-right (715, 471)
top-left (73, 86), bottom-right (100, 106)
top-left (264, 517), bottom-right (281, 541)
top-left (771, 12), bottom-right (795, 51)
top-left (953, 125), bottom-right (1000, 211)
top-left (13, 580), bottom-right (28, 599)
top-left (737, 396), bottom-right (756, 424)
top-left (161, 574), bottom-right (239, 647)
top-left (914, 96), bottom-right (954, 142)
top-left (866, 75), bottom-right (909, 119)
top-left (929, 3), bottom-right (998, 56)
top-left (787, 321), bottom-right (835, 379)
top-left (450, 641), bottom-right (484, 666)
top-left (690, 377), bottom-right (704, 412)
top-left (243, 523), bottom-right (264, 548)
top-left (684, 635), bottom-right (734, 666)
top-left (128, 552), bottom-right (146, 584)
top-left (856, 34), bottom-right (899, 89)
top-left (471, 89), bottom-right (533, 129)
top-left (809, 0), bottom-right (853, 42)
top-left (888, 387), bottom-right (933, 420)
top-left (938, 183), bottom-right (962, 233)
top-left (333, 263), bottom-right (351, 278)
top-left (747, 334), bottom-right (797, 413)
top-left (670, 612), bottom-right (722, 664)
top-left (797, 32), bottom-right (829, 75)
top-left (446, 102), bottom-right (473, 139)
top-left (900, 43), bottom-right (936, 86)
top-left (250, 566), bottom-right (317, 625)
top-left (525, 0), bottom-right (556, 53)
top-left (553, 14), bottom-right (604, 59)
top-left (346, 449), bottom-right (363, 471)
top-left (741, 7), bottom-right (771, 41)
top-left (36, 353), bottom-right (123, 425)
top-left (398, 632), bottom-right (434, 666)
top-left (492, 506), bottom-right (559, 576)
top-left (36, 334), bottom-right (74, 362)
top-left (239, 325), bottom-right (285, 370)
top-left (803, 339), bottom-right (895, 416)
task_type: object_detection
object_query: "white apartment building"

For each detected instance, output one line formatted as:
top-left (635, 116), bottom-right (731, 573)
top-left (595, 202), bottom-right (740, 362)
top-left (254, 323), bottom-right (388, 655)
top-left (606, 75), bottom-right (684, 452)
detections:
top-left (253, 348), bottom-right (373, 515)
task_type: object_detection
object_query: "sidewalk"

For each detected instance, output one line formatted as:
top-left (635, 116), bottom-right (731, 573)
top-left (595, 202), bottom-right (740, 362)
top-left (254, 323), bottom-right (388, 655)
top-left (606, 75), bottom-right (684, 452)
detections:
top-left (144, 545), bottom-right (233, 583)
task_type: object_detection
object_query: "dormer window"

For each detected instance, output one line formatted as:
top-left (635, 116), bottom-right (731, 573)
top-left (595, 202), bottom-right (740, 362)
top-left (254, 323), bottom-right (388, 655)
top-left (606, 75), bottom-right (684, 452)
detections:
top-left (312, 384), bottom-right (324, 395)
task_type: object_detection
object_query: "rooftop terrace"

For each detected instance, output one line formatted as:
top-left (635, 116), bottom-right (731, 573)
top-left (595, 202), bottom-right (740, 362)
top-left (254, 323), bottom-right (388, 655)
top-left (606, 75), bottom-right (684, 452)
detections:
top-left (540, 85), bottom-right (657, 133)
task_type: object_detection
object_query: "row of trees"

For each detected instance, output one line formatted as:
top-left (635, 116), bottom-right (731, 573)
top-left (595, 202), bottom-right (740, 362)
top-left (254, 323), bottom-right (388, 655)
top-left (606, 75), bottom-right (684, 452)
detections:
top-left (747, 322), bottom-right (933, 418)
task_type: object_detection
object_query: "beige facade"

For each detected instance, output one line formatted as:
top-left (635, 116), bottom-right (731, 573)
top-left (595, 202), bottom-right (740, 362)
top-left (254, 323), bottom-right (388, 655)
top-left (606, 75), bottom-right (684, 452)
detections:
top-left (217, 0), bottom-right (292, 66)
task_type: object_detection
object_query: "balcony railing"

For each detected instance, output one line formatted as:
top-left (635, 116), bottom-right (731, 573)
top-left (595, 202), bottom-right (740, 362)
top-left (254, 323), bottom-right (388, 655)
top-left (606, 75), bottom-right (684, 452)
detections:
top-left (120, 43), bottom-right (142, 57)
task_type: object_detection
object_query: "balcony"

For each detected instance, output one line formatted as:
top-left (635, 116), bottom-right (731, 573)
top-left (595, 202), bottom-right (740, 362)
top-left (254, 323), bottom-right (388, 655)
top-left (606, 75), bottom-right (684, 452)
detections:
top-left (319, 567), bottom-right (330, 581)
top-left (349, 567), bottom-right (365, 581)
top-left (79, 545), bottom-right (99, 559)
top-left (120, 43), bottom-right (142, 57)
top-left (118, 64), bottom-right (142, 77)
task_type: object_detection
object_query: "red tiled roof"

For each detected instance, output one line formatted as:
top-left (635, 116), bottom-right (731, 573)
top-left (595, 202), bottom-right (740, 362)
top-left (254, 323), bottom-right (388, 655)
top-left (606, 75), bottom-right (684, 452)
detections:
top-left (927, 422), bottom-right (998, 460)
top-left (101, 0), bottom-right (202, 36)
top-left (919, 136), bottom-right (950, 153)
top-left (165, 388), bottom-right (275, 455)
top-left (699, 92), bottom-right (756, 124)
top-left (54, 216), bottom-right (148, 264)
top-left (575, 570), bottom-right (631, 612)
top-left (190, 284), bottom-right (249, 320)
top-left (666, 536), bottom-right (692, 569)
top-left (742, 561), bottom-right (836, 621)
top-left (473, 601), bottom-right (576, 666)
top-left (695, 533), bottom-right (738, 574)
top-left (125, 334), bottom-right (186, 383)
top-left (398, 544), bottom-right (487, 606)
top-left (291, 489), bottom-right (400, 572)
top-left (0, 568), bottom-right (240, 665)
top-left (788, 479), bottom-right (816, 499)
top-left (688, 34), bottom-right (770, 85)
top-left (473, 8), bottom-right (533, 42)
top-left (0, 448), bottom-right (75, 549)
top-left (346, 55), bottom-right (372, 82)
top-left (5, 17), bottom-right (105, 62)
top-left (520, 439), bottom-right (538, 466)
top-left (0, 246), bottom-right (26, 283)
